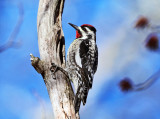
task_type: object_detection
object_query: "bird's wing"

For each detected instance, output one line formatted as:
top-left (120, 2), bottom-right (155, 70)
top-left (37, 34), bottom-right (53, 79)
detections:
top-left (79, 39), bottom-right (98, 88)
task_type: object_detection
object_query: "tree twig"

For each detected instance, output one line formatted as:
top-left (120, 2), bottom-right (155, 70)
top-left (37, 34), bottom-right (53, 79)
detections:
top-left (133, 69), bottom-right (160, 91)
top-left (0, 2), bottom-right (24, 53)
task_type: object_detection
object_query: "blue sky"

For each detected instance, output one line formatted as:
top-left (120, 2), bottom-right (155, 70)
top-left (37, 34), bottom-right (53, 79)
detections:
top-left (1, 0), bottom-right (160, 119)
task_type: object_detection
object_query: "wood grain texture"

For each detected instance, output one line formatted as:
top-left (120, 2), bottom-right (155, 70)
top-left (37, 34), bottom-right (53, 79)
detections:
top-left (31, 0), bottom-right (80, 118)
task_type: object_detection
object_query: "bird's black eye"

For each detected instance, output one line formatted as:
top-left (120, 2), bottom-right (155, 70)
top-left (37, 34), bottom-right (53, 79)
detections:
top-left (81, 26), bottom-right (88, 33)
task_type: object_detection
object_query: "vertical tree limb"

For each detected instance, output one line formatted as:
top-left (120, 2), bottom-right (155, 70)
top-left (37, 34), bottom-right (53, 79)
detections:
top-left (31, 0), bottom-right (80, 118)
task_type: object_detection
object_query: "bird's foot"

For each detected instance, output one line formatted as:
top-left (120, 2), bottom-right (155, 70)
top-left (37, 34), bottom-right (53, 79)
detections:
top-left (50, 63), bottom-right (69, 79)
top-left (50, 63), bottom-right (58, 79)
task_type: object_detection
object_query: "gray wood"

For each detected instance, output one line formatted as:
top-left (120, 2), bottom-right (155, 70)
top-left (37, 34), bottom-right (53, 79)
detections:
top-left (30, 0), bottom-right (80, 118)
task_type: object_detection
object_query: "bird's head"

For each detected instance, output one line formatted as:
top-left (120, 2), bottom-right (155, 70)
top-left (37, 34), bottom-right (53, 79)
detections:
top-left (69, 23), bottom-right (96, 39)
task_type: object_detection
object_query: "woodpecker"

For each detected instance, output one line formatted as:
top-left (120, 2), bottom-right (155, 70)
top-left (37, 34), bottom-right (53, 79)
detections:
top-left (66, 23), bottom-right (98, 113)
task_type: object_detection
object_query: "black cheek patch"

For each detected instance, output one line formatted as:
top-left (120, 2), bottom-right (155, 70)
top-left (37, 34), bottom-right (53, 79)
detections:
top-left (87, 35), bottom-right (92, 39)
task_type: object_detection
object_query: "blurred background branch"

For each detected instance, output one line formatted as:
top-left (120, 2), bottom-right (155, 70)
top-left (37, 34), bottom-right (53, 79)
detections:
top-left (0, 2), bottom-right (24, 53)
top-left (31, 89), bottom-right (47, 119)
top-left (119, 69), bottom-right (160, 91)
top-left (119, 16), bottom-right (160, 92)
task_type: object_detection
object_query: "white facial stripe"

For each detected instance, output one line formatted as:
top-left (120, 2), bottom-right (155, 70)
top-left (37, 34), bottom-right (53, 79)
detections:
top-left (79, 27), bottom-right (85, 34)
top-left (85, 27), bottom-right (91, 33)
top-left (79, 26), bottom-right (95, 39)
top-left (79, 27), bottom-right (87, 39)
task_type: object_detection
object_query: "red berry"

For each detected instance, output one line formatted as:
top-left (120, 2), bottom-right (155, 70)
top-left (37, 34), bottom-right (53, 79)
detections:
top-left (135, 16), bottom-right (149, 29)
top-left (119, 78), bottom-right (133, 91)
top-left (146, 34), bottom-right (159, 51)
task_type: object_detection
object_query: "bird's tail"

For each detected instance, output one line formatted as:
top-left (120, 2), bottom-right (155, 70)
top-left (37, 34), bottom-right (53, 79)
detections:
top-left (74, 93), bottom-right (81, 113)
top-left (74, 85), bottom-right (89, 113)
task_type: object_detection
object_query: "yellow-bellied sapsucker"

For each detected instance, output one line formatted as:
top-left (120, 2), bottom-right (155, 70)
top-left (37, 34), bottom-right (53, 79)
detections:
top-left (66, 23), bottom-right (98, 113)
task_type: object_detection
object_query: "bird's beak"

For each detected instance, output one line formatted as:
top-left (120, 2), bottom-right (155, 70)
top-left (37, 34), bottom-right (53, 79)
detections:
top-left (68, 23), bottom-right (79, 31)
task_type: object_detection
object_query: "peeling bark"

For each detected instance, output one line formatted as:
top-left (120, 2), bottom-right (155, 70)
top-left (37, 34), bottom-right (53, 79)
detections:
top-left (31, 0), bottom-right (80, 118)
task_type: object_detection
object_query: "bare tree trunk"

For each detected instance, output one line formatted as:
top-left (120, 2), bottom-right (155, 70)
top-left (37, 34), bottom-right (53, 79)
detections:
top-left (30, 0), bottom-right (80, 118)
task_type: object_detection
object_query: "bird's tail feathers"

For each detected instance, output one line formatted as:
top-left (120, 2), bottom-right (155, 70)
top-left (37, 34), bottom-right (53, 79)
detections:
top-left (74, 87), bottom-right (81, 113)
top-left (74, 85), bottom-right (89, 113)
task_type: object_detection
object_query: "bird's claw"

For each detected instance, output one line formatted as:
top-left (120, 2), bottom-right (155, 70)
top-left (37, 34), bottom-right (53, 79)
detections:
top-left (50, 63), bottom-right (58, 79)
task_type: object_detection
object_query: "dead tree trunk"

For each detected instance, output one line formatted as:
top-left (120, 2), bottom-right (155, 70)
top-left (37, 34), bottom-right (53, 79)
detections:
top-left (30, 0), bottom-right (80, 118)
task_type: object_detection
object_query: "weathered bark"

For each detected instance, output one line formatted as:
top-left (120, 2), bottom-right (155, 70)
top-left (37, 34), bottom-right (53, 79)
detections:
top-left (31, 0), bottom-right (80, 118)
